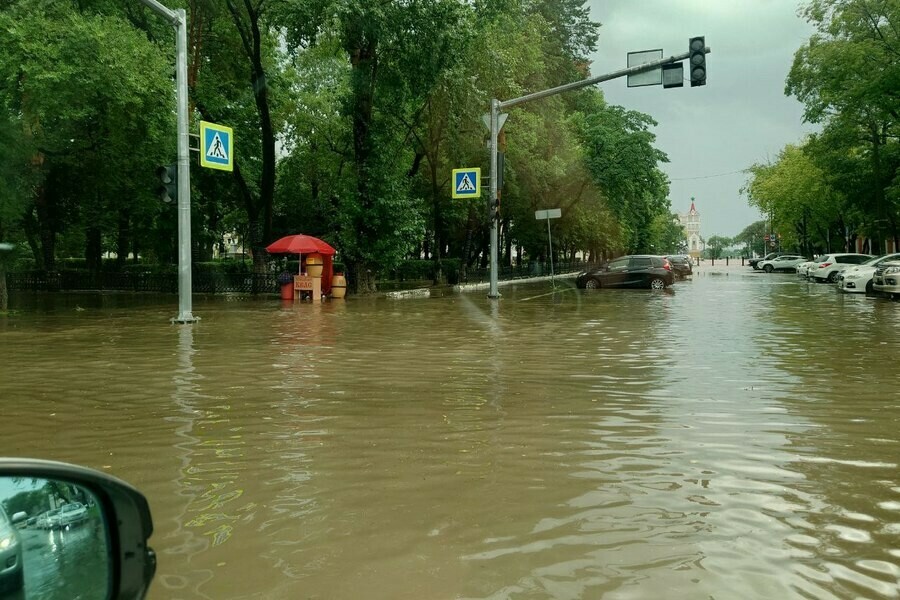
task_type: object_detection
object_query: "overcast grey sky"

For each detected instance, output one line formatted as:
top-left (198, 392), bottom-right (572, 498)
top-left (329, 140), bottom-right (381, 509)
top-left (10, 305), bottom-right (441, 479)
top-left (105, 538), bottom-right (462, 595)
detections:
top-left (585, 0), bottom-right (818, 238)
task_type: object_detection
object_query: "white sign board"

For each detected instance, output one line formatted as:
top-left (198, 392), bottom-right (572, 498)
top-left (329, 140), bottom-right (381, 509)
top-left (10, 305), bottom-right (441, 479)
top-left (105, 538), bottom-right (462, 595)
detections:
top-left (535, 209), bottom-right (562, 220)
top-left (481, 113), bottom-right (509, 132)
top-left (627, 49), bottom-right (663, 87)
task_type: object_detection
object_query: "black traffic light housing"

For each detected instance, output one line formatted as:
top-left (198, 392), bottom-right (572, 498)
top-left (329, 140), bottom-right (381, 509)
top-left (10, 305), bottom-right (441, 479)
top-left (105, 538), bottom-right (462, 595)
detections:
top-left (689, 36), bottom-right (706, 87)
top-left (156, 164), bottom-right (177, 204)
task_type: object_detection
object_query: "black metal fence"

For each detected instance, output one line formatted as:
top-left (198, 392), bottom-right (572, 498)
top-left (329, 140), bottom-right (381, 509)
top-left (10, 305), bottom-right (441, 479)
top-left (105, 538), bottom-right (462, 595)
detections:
top-left (7, 271), bottom-right (279, 294)
top-left (462, 260), bottom-right (587, 283)
top-left (8, 260), bottom-right (588, 294)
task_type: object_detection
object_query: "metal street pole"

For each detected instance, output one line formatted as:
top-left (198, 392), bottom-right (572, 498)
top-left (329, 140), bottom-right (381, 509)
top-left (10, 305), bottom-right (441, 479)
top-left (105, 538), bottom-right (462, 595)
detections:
top-left (488, 99), bottom-right (500, 298)
top-left (138, 0), bottom-right (197, 323)
top-left (487, 46), bottom-right (709, 299)
top-left (546, 216), bottom-right (555, 287)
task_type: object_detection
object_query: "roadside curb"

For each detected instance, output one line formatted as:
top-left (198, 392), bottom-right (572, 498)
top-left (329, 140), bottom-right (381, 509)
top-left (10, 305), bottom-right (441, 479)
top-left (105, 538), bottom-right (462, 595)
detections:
top-left (453, 272), bottom-right (578, 293)
top-left (382, 272), bottom-right (581, 298)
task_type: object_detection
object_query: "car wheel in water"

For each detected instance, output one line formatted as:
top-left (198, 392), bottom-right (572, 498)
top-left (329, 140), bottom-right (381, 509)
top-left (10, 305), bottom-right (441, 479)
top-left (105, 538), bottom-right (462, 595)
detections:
top-left (584, 278), bottom-right (601, 289)
top-left (763, 264), bottom-right (774, 273)
top-left (865, 280), bottom-right (874, 295)
top-left (827, 271), bottom-right (840, 283)
top-left (650, 278), bottom-right (666, 290)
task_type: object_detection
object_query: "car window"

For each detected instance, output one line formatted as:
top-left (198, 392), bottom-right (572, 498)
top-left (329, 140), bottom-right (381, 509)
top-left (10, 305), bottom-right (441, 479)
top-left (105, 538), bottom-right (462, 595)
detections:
top-left (630, 257), bottom-right (652, 268)
top-left (607, 258), bottom-right (628, 271)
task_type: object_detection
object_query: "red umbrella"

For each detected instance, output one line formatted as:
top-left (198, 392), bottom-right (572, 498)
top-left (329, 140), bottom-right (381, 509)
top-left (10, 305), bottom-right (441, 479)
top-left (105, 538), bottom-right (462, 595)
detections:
top-left (265, 234), bottom-right (336, 256)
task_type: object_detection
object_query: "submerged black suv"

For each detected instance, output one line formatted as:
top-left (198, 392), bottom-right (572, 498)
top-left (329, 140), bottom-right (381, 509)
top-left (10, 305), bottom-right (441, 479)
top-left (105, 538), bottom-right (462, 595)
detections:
top-left (576, 255), bottom-right (675, 290)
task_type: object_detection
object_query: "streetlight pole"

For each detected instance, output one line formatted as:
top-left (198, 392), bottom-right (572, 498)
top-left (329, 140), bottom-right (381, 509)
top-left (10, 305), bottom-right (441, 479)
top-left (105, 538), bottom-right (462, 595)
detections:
top-left (486, 46), bottom-right (708, 299)
top-left (138, 0), bottom-right (197, 323)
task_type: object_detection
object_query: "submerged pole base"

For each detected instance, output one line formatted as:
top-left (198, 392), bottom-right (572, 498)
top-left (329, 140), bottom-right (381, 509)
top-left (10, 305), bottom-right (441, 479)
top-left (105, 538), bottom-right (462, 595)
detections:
top-left (171, 314), bottom-right (200, 324)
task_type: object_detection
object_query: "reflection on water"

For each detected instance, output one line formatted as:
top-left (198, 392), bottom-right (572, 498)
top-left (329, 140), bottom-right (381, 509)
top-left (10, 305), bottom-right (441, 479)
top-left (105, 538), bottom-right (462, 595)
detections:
top-left (1, 275), bottom-right (900, 599)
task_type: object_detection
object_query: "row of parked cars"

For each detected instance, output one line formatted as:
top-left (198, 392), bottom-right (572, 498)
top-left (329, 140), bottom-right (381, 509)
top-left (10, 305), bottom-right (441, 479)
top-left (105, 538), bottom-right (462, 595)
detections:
top-left (575, 255), bottom-right (692, 290)
top-left (24, 503), bottom-right (89, 531)
top-left (753, 251), bottom-right (900, 297)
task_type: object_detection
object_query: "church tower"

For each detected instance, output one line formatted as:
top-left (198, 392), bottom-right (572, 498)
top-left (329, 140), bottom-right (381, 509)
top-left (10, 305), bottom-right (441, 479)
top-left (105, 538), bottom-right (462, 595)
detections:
top-left (679, 198), bottom-right (703, 259)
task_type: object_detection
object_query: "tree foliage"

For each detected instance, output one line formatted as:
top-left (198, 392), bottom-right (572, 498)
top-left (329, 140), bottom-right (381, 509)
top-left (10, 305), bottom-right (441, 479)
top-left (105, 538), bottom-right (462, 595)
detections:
top-left (752, 0), bottom-right (900, 255)
top-left (0, 0), bottom-right (679, 293)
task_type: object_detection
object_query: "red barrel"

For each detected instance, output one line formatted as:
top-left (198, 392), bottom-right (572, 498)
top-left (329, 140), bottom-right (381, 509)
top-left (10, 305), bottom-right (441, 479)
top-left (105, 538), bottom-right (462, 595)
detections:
top-left (280, 282), bottom-right (294, 300)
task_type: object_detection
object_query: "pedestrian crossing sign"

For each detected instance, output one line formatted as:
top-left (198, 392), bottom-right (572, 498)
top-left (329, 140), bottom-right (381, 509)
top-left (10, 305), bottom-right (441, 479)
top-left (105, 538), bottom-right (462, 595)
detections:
top-left (452, 168), bottom-right (480, 199)
top-left (200, 121), bottom-right (234, 171)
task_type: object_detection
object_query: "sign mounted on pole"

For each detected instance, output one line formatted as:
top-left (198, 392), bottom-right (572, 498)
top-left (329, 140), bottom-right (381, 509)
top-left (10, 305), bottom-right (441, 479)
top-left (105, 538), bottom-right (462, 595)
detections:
top-left (199, 121), bottom-right (234, 171)
top-left (534, 209), bottom-right (561, 220)
top-left (452, 168), bottom-right (481, 199)
top-left (535, 208), bottom-right (562, 286)
top-left (627, 49), bottom-right (663, 87)
top-left (662, 63), bottom-right (684, 88)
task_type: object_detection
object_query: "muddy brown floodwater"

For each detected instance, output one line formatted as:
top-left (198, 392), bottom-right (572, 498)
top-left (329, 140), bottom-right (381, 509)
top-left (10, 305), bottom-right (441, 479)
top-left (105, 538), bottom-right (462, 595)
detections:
top-left (2, 271), bottom-right (899, 599)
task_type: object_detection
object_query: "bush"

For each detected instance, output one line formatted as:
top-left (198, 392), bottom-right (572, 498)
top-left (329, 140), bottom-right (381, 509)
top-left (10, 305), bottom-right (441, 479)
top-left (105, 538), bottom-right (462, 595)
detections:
top-left (194, 260), bottom-right (252, 274)
top-left (121, 263), bottom-right (177, 275)
top-left (12, 257), bottom-right (36, 271)
top-left (384, 259), bottom-right (461, 284)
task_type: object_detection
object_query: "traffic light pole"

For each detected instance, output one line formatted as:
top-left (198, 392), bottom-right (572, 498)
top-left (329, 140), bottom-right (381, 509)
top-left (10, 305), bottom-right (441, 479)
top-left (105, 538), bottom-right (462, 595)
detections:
top-left (486, 46), bottom-right (709, 299)
top-left (488, 99), bottom-right (500, 298)
top-left (139, 0), bottom-right (197, 323)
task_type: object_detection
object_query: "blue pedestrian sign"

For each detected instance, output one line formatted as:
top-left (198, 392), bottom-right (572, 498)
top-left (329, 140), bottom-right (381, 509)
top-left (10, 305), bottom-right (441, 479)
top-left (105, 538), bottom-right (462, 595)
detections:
top-left (452, 168), bottom-right (481, 199)
top-left (200, 121), bottom-right (234, 172)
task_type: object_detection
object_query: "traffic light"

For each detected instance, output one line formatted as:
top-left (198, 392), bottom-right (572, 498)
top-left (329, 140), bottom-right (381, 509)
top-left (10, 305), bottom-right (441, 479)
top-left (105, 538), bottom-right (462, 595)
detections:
top-left (689, 36), bottom-right (706, 87)
top-left (491, 197), bottom-right (501, 221)
top-left (156, 164), bottom-right (177, 204)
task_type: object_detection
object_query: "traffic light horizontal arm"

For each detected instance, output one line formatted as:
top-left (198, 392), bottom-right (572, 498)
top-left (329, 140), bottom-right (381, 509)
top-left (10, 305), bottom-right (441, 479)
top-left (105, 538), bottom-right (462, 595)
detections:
top-left (136, 0), bottom-right (180, 25)
top-left (499, 47), bottom-right (710, 110)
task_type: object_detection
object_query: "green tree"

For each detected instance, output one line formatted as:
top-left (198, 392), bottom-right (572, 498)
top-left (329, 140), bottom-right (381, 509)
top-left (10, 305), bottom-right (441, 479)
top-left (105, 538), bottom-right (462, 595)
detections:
top-left (0, 2), bottom-right (172, 270)
top-left (744, 144), bottom-right (845, 255)
top-left (734, 220), bottom-right (768, 257)
top-left (574, 95), bottom-right (671, 254)
top-left (787, 0), bottom-right (900, 250)
top-left (705, 235), bottom-right (731, 260)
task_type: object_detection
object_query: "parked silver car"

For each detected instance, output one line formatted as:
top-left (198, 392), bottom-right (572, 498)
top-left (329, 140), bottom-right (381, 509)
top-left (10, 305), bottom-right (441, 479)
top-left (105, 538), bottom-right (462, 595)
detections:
top-left (758, 254), bottom-right (808, 273)
top-left (0, 505), bottom-right (23, 591)
top-left (837, 253), bottom-right (900, 294)
top-left (56, 502), bottom-right (89, 529)
top-left (872, 260), bottom-right (900, 298)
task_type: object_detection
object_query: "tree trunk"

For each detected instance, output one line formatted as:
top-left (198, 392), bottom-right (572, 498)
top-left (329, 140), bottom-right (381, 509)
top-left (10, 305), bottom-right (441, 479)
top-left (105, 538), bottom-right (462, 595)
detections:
top-left (503, 219), bottom-right (512, 266)
top-left (86, 226), bottom-right (102, 273)
top-left (343, 27), bottom-right (379, 292)
top-left (22, 207), bottom-right (43, 270)
top-left (34, 184), bottom-right (55, 271)
top-left (350, 261), bottom-right (377, 294)
top-left (430, 160), bottom-right (444, 285)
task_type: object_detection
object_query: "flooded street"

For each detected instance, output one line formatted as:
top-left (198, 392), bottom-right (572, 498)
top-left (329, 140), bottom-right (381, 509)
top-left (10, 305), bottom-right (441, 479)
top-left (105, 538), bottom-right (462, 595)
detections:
top-left (2, 270), bottom-right (899, 599)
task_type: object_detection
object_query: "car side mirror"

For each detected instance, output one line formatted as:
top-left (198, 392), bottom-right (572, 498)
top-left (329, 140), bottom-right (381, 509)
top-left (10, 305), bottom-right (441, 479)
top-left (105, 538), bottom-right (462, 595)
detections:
top-left (0, 459), bottom-right (155, 600)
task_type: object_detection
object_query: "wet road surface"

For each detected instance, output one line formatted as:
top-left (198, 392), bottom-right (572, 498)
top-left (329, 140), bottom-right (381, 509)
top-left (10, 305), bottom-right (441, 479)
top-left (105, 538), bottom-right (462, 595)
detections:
top-left (2, 270), bottom-right (899, 599)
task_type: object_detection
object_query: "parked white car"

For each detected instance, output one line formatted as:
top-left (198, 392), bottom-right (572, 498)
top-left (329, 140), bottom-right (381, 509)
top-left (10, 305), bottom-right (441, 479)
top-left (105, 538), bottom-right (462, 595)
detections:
top-left (807, 253), bottom-right (874, 283)
top-left (758, 254), bottom-right (808, 273)
top-left (872, 260), bottom-right (900, 298)
top-left (797, 259), bottom-right (819, 278)
top-left (55, 502), bottom-right (89, 529)
top-left (837, 253), bottom-right (900, 294)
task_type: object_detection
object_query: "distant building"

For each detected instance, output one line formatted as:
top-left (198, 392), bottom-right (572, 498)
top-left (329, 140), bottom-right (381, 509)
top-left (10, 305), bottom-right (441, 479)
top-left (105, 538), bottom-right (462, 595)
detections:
top-left (679, 199), bottom-right (703, 259)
